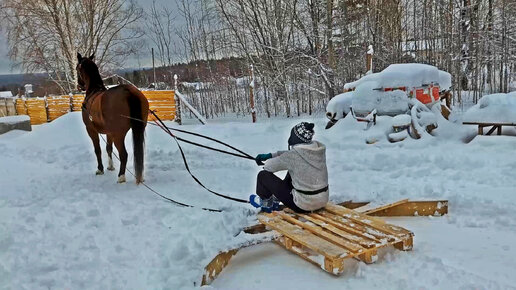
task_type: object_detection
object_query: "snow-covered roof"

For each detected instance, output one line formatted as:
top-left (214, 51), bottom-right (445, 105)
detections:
top-left (0, 91), bottom-right (14, 98)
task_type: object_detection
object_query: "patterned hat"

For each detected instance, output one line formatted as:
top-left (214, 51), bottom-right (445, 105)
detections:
top-left (288, 122), bottom-right (315, 146)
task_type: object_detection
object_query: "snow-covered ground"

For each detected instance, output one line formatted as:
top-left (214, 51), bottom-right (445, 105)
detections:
top-left (1, 112), bottom-right (516, 289)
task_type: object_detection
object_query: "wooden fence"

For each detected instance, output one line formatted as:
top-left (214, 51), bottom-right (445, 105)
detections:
top-left (25, 98), bottom-right (48, 125)
top-left (9, 90), bottom-right (176, 125)
top-left (0, 98), bottom-right (16, 117)
top-left (47, 96), bottom-right (71, 121)
top-left (142, 90), bottom-right (176, 121)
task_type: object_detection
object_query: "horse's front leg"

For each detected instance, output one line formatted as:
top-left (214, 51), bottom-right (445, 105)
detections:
top-left (86, 126), bottom-right (104, 175)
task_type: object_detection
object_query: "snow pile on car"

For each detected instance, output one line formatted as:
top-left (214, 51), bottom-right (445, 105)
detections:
top-left (352, 81), bottom-right (409, 116)
top-left (462, 92), bottom-right (516, 123)
top-left (344, 63), bottom-right (449, 91)
top-left (326, 91), bottom-right (353, 120)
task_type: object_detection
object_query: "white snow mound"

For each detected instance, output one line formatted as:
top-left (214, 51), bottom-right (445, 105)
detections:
top-left (326, 91), bottom-right (353, 119)
top-left (462, 92), bottom-right (516, 123)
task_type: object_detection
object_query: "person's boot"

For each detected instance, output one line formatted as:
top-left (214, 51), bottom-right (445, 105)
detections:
top-left (271, 195), bottom-right (281, 211)
top-left (249, 195), bottom-right (274, 213)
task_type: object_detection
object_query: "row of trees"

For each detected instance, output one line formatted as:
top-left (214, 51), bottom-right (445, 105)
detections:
top-left (2, 0), bottom-right (516, 117)
top-left (147, 0), bottom-right (516, 117)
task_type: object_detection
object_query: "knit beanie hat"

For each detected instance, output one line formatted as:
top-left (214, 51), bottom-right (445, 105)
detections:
top-left (288, 122), bottom-right (315, 146)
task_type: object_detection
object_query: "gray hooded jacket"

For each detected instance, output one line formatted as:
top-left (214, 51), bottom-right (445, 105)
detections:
top-left (264, 141), bottom-right (329, 211)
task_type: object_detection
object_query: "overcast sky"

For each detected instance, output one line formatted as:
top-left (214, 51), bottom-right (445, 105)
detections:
top-left (0, 0), bottom-right (180, 75)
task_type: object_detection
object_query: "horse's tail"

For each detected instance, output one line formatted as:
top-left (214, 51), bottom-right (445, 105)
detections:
top-left (128, 89), bottom-right (149, 184)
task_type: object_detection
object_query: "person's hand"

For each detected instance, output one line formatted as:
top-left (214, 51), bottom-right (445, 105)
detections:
top-left (255, 153), bottom-right (272, 165)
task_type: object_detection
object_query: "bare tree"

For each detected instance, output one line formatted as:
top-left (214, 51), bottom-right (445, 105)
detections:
top-left (145, 0), bottom-right (176, 67)
top-left (1, 0), bottom-right (143, 93)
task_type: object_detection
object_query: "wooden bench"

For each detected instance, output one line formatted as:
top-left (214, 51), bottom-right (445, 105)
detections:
top-left (257, 203), bottom-right (414, 275)
top-left (463, 121), bottom-right (516, 136)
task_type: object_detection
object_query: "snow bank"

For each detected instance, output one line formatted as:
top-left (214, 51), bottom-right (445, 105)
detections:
top-left (391, 114), bottom-right (411, 127)
top-left (462, 92), bottom-right (516, 123)
top-left (0, 115), bottom-right (30, 125)
top-left (1, 111), bottom-right (516, 289)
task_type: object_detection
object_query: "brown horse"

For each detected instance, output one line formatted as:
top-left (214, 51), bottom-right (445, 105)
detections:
top-left (76, 53), bottom-right (149, 184)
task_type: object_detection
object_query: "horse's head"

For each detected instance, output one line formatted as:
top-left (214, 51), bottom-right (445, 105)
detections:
top-left (76, 52), bottom-right (97, 91)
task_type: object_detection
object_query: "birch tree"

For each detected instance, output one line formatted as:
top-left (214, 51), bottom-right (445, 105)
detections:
top-left (1, 0), bottom-right (143, 93)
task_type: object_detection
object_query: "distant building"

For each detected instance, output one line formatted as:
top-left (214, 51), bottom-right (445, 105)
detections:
top-left (24, 84), bottom-right (34, 97)
top-left (0, 91), bottom-right (14, 99)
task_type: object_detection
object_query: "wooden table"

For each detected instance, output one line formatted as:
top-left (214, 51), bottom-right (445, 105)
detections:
top-left (463, 122), bottom-right (516, 135)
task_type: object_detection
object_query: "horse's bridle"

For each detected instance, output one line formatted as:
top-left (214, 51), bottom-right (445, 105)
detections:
top-left (76, 62), bottom-right (86, 92)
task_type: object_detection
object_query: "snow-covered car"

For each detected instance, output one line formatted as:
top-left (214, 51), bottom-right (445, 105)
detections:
top-left (462, 92), bottom-right (516, 124)
top-left (326, 63), bottom-right (451, 129)
top-left (325, 91), bottom-right (353, 129)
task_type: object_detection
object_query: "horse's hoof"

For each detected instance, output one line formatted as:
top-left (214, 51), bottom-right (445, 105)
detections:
top-left (107, 159), bottom-right (115, 171)
top-left (96, 170), bottom-right (104, 175)
top-left (117, 175), bottom-right (126, 183)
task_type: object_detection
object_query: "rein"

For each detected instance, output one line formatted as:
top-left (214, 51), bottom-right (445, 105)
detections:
top-left (144, 110), bottom-right (251, 204)
top-left (122, 115), bottom-right (254, 161)
top-left (98, 133), bottom-right (223, 212)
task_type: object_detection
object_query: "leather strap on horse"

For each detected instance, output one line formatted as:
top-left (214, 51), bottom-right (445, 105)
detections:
top-left (149, 110), bottom-right (250, 204)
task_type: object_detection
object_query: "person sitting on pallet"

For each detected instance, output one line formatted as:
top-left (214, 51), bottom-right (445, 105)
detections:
top-left (250, 122), bottom-right (329, 213)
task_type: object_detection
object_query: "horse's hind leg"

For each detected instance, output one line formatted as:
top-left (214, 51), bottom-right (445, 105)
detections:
top-left (113, 134), bottom-right (128, 183)
top-left (106, 135), bottom-right (115, 171)
top-left (86, 127), bottom-right (104, 175)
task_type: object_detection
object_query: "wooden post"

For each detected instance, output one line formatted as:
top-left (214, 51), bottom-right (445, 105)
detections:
top-left (308, 69), bottom-right (312, 115)
top-left (152, 48), bottom-right (156, 87)
top-left (366, 45), bottom-right (373, 72)
top-left (174, 74), bottom-right (182, 125)
top-left (249, 64), bottom-right (257, 123)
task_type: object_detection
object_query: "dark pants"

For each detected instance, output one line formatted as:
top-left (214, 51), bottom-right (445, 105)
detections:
top-left (256, 170), bottom-right (307, 213)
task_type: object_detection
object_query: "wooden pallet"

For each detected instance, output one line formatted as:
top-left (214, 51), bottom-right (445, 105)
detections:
top-left (257, 203), bottom-right (414, 275)
top-left (201, 199), bottom-right (444, 285)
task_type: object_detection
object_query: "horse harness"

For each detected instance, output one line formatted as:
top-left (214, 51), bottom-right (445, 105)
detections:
top-left (81, 91), bottom-right (104, 130)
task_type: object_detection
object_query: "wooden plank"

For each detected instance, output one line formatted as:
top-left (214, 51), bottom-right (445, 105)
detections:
top-left (316, 211), bottom-right (394, 243)
top-left (201, 249), bottom-right (238, 286)
top-left (324, 203), bottom-right (413, 238)
top-left (340, 201), bottom-right (370, 209)
top-left (367, 200), bottom-right (448, 217)
top-left (296, 212), bottom-right (378, 248)
top-left (258, 214), bottom-right (351, 260)
top-left (362, 199), bottom-right (409, 215)
top-left (277, 212), bottom-right (364, 253)
top-left (274, 237), bottom-right (344, 275)
top-left (463, 122), bottom-right (516, 126)
top-left (486, 126), bottom-right (497, 136)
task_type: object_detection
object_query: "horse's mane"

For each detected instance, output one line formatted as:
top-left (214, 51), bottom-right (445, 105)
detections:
top-left (81, 58), bottom-right (106, 92)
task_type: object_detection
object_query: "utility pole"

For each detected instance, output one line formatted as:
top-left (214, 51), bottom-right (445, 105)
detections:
top-left (249, 64), bottom-right (256, 123)
top-left (152, 47), bottom-right (156, 87)
top-left (174, 74), bottom-right (182, 125)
